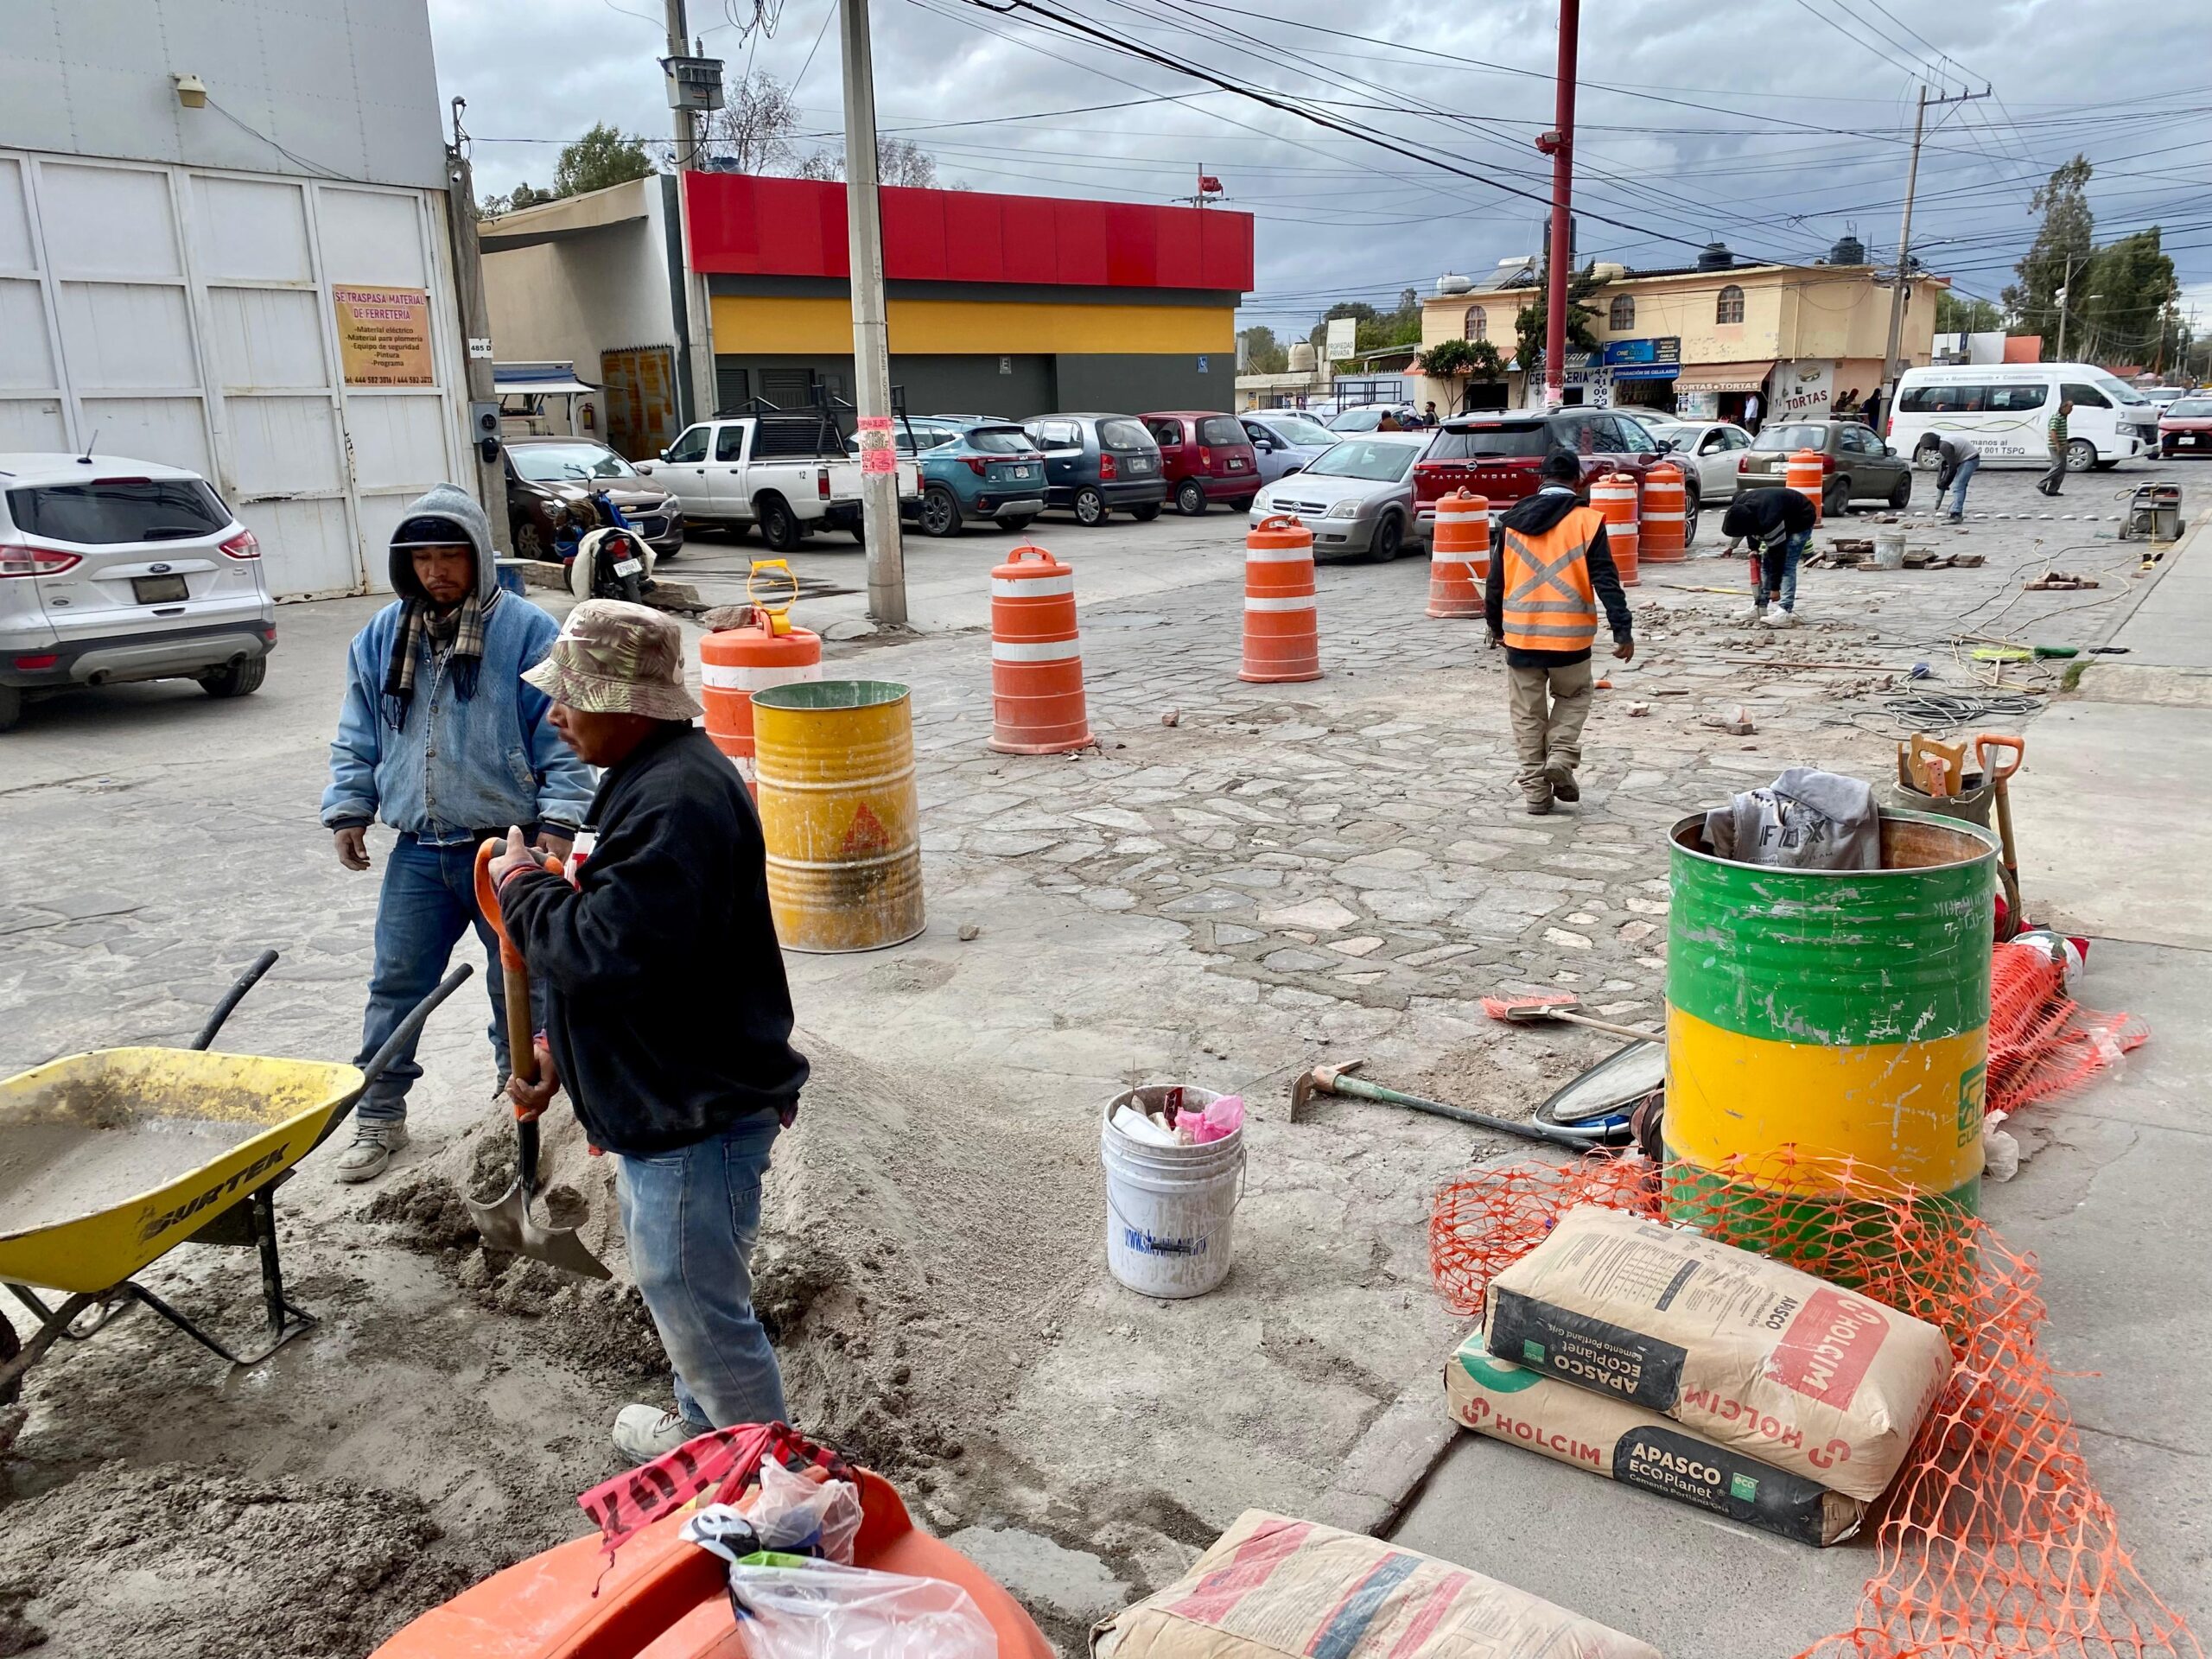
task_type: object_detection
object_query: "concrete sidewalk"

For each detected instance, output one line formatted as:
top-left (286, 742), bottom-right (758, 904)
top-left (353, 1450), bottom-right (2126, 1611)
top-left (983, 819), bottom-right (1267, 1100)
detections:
top-left (1389, 524), bottom-right (2212, 1656)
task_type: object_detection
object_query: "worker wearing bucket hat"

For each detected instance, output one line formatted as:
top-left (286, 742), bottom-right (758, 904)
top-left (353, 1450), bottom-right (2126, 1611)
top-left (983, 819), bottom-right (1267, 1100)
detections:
top-left (491, 599), bottom-right (809, 1464)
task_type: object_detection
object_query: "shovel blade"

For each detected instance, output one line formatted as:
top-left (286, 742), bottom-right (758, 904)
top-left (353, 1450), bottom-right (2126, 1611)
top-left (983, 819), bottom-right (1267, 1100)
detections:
top-left (466, 1183), bottom-right (613, 1281)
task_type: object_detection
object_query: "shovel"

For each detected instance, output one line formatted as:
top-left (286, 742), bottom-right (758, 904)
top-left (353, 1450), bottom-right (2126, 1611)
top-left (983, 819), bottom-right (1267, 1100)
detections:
top-left (467, 838), bottom-right (612, 1281)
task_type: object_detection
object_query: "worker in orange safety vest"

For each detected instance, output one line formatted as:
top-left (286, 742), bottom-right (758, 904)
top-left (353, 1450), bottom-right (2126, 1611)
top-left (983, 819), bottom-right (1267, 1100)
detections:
top-left (1484, 450), bottom-right (1635, 814)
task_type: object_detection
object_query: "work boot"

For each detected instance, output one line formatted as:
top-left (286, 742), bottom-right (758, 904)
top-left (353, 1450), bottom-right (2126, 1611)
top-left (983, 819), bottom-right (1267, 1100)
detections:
top-left (1543, 764), bottom-right (1580, 803)
top-left (332, 1120), bottom-right (409, 1184)
top-left (1522, 789), bottom-right (1554, 817)
top-left (613, 1404), bottom-right (704, 1465)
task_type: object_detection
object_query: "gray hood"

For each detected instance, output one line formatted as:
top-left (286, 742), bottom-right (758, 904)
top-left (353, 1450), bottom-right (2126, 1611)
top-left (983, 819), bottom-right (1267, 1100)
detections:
top-left (388, 483), bottom-right (498, 606)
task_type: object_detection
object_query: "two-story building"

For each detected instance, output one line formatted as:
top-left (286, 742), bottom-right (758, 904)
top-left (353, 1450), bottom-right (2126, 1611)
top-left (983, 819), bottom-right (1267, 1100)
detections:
top-left (1416, 240), bottom-right (1942, 426)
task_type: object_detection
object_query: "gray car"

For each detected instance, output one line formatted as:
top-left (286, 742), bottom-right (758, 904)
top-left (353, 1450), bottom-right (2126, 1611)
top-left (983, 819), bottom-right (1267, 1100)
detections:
top-left (1736, 418), bottom-right (1913, 515)
top-left (1242, 411), bottom-right (1339, 484)
top-left (1020, 413), bottom-right (1167, 526)
top-left (1248, 432), bottom-right (1428, 563)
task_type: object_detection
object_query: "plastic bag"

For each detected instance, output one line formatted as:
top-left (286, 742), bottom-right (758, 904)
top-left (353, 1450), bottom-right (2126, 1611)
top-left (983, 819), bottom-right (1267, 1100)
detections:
top-left (725, 1557), bottom-right (995, 1659)
top-left (747, 1459), bottom-right (862, 1563)
top-left (1181, 1093), bottom-right (1244, 1144)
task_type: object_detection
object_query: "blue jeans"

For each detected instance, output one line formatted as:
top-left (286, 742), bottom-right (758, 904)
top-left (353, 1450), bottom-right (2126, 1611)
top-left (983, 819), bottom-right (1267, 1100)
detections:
top-left (354, 834), bottom-right (521, 1124)
top-left (616, 1115), bottom-right (788, 1430)
top-left (1946, 454), bottom-right (1979, 515)
top-left (1756, 532), bottom-right (1807, 612)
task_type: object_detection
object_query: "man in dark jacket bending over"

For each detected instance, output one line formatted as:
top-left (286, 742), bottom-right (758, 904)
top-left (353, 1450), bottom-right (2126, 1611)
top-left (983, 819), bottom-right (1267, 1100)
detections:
top-left (491, 599), bottom-right (808, 1463)
top-left (1484, 451), bottom-right (1634, 814)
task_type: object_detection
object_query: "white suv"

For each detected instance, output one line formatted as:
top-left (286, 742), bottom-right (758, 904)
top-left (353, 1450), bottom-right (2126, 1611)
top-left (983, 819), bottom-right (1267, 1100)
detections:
top-left (0, 454), bottom-right (276, 732)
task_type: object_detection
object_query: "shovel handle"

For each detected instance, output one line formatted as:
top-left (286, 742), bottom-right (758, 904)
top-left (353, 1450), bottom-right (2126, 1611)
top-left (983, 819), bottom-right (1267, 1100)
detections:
top-left (1975, 732), bottom-right (2024, 784)
top-left (505, 963), bottom-right (536, 1087)
top-left (516, 1113), bottom-right (543, 1201)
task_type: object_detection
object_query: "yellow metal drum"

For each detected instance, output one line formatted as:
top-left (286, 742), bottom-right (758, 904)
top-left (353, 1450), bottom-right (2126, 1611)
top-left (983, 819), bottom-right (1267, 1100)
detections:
top-left (752, 680), bottom-right (925, 952)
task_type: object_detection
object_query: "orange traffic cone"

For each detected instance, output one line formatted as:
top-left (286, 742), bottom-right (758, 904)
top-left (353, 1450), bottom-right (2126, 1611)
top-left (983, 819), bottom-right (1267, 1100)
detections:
top-left (1240, 515), bottom-right (1321, 683)
top-left (1787, 448), bottom-right (1825, 523)
top-left (1640, 461), bottom-right (1687, 562)
top-left (1591, 472), bottom-right (1640, 587)
top-left (700, 559), bottom-right (822, 786)
top-left (1426, 490), bottom-right (1489, 619)
top-left (988, 544), bottom-right (1093, 753)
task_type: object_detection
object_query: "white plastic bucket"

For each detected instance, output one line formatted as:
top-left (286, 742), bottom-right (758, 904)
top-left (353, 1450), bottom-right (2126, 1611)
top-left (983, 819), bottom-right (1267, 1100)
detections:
top-left (1100, 1085), bottom-right (1244, 1300)
top-left (1872, 528), bottom-right (1907, 570)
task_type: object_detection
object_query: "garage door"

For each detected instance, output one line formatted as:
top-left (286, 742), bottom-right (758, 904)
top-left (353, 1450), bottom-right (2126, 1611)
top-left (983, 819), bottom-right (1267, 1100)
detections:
top-left (0, 150), bottom-right (468, 600)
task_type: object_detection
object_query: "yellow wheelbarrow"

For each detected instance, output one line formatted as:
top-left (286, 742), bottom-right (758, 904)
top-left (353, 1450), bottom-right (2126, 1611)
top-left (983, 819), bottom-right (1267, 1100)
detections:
top-left (0, 953), bottom-right (473, 1403)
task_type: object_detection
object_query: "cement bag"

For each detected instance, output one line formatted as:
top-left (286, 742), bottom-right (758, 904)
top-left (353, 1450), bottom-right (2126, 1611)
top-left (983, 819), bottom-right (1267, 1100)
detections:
top-left (1091, 1510), bottom-right (1660, 1659)
top-left (1482, 1206), bottom-right (1950, 1502)
top-left (1444, 1337), bottom-right (1867, 1546)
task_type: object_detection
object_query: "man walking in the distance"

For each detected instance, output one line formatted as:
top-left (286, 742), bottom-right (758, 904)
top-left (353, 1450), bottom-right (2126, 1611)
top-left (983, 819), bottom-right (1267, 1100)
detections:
top-left (1484, 452), bottom-right (1634, 816)
top-left (321, 486), bottom-right (592, 1183)
top-left (2039, 398), bottom-right (2075, 496)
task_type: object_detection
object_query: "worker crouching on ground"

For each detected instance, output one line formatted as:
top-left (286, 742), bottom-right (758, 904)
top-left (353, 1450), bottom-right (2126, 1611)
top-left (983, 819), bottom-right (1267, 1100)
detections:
top-left (1719, 486), bottom-right (1819, 627)
top-left (321, 486), bottom-right (593, 1184)
top-left (1484, 451), bottom-right (1634, 816)
top-left (492, 600), bottom-right (809, 1464)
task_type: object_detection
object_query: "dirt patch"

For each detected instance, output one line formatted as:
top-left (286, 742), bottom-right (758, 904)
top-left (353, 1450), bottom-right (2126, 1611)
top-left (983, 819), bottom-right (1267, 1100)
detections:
top-left (0, 1462), bottom-right (505, 1658)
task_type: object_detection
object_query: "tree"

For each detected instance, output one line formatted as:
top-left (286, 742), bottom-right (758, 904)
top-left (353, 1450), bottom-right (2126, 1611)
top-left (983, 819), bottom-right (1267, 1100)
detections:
top-left (1239, 324), bottom-right (1288, 375)
top-left (551, 124), bottom-right (655, 199)
top-left (1514, 263), bottom-right (1604, 372)
top-left (477, 181), bottom-right (555, 218)
top-left (1936, 290), bottom-right (2003, 335)
top-left (791, 136), bottom-right (941, 187)
top-left (706, 70), bottom-right (804, 174)
top-left (2001, 156), bottom-right (2094, 350)
top-left (2078, 227), bottom-right (2178, 365)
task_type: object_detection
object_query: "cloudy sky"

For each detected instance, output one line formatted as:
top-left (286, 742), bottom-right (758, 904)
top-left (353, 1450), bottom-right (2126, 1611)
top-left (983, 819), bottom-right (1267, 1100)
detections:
top-left (431, 0), bottom-right (2212, 354)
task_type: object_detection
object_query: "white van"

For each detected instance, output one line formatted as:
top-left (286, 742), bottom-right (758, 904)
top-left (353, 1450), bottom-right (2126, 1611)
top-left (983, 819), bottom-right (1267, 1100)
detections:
top-left (1888, 363), bottom-right (2162, 471)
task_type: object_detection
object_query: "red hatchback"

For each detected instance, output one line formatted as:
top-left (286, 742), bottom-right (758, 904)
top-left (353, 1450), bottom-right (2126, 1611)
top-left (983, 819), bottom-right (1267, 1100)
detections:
top-left (1412, 407), bottom-right (1700, 543)
top-left (1141, 411), bottom-right (1262, 515)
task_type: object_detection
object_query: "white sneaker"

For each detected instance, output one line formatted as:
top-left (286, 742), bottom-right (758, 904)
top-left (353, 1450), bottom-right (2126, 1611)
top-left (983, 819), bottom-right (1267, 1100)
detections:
top-left (1764, 610), bottom-right (1796, 628)
top-left (613, 1403), bottom-right (702, 1464)
top-left (332, 1120), bottom-right (409, 1184)
top-left (1745, 605), bottom-right (1768, 624)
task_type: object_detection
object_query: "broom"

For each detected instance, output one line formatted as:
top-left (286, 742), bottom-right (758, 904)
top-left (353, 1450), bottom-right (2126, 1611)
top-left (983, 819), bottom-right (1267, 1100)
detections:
top-left (1480, 991), bottom-right (1660, 1043)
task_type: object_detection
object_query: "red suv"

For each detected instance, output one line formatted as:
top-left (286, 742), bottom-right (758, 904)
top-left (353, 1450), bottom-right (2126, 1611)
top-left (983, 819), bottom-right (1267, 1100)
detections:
top-left (1141, 412), bottom-right (1262, 516)
top-left (1413, 408), bottom-right (1701, 544)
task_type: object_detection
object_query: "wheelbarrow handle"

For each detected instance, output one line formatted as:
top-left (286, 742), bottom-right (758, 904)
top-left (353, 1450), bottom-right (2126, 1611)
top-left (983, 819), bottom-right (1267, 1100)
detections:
top-left (357, 963), bottom-right (476, 1097)
top-left (191, 949), bottom-right (280, 1051)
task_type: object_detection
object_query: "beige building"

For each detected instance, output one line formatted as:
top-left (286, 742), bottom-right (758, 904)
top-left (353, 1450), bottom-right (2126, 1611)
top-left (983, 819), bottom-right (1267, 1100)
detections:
top-left (1414, 246), bottom-right (1943, 423)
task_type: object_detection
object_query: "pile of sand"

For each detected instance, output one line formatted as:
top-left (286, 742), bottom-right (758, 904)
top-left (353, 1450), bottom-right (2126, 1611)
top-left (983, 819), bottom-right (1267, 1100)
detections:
top-left (364, 1031), bottom-right (1097, 1491)
top-left (0, 1462), bottom-right (503, 1658)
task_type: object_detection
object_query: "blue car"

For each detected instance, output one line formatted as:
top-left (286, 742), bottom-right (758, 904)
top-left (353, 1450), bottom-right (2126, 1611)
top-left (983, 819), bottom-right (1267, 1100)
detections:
top-left (890, 416), bottom-right (1050, 537)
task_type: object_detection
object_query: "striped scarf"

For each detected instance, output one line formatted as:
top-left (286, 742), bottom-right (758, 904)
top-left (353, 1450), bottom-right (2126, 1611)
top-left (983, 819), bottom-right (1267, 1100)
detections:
top-left (381, 588), bottom-right (495, 730)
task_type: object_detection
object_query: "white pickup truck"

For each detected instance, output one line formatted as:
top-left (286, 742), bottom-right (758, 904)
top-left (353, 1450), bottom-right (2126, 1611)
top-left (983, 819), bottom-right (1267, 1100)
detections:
top-left (634, 415), bottom-right (919, 550)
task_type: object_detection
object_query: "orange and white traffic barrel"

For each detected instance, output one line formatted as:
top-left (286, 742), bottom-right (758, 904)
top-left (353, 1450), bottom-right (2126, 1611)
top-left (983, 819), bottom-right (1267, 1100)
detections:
top-left (1426, 490), bottom-right (1489, 619)
top-left (1639, 461), bottom-right (1687, 563)
top-left (1787, 448), bottom-right (1825, 523)
top-left (700, 559), bottom-right (822, 785)
top-left (1240, 515), bottom-right (1321, 683)
top-left (1590, 472), bottom-right (1640, 587)
top-left (988, 544), bottom-right (1093, 754)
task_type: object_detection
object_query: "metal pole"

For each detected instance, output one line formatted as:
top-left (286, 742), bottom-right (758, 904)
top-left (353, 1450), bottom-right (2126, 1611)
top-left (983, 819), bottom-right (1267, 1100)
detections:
top-left (443, 108), bottom-right (513, 555)
top-left (1541, 0), bottom-right (1580, 409)
top-left (1878, 83), bottom-right (1927, 417)
top-left (839, 0), bottom-right (906, 625)
top-left (666, 0), bottom-right (717, 425)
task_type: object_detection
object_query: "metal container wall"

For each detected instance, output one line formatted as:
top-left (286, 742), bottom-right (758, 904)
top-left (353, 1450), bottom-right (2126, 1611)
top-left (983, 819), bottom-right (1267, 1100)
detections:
top-left (1664, 810), bottom-right (1998, 1227)
top-left (751, 680), bottom-right (925, 953)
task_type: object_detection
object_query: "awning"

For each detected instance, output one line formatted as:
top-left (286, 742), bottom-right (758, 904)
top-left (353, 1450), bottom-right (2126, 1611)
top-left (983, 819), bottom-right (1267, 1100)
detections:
top-left (1675, 360), bottom-right (1775, 394)
top-left (493, 362), bottom-right (598, 395)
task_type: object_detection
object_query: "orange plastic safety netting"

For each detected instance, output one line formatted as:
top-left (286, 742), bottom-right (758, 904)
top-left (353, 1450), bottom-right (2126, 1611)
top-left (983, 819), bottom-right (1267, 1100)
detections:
top-left (1430, 1150), bottom-right (2202, 1659)
top-left (1988, 939), bottom-right (2148, 1122)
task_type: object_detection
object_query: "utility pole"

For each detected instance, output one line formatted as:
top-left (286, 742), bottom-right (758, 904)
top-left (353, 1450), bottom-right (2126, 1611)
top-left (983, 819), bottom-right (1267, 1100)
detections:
top-left (2054, 251), bottom-right (2084, 362)
top-left (665, 0), bottom-right (718, 426)
top-left (1535, 0), bottom-right (1579, 410)
top-left (443, 100), bottom-right (512, 556)
top-left (1879, 82), bottom-right (1988, 414)
top-left (839, 0), bottom-right (906, 625)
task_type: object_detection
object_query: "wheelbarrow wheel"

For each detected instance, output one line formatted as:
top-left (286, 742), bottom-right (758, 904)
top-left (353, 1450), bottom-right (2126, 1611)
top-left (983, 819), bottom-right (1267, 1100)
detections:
top-left (1, 1306), bottom-right (20, 1407)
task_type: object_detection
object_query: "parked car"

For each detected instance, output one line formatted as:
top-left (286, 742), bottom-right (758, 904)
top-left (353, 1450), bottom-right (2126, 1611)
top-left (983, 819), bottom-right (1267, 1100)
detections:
top-left (1141, 411), bottom-right (1262, 515)
top-left (0, 454), bottom-right (275, 733)
top-left (1637, 418), bottom-right (1754, 503)
top-left (634, 415), bottom-right (921, 550)
top-left (1020, 414), bottom-right (1166, 526)
top-left (2158, 397), bottom-right (2212, 456)
top-left (1249, 433), bottom-right (1427, 563)
top-left (1326, 404), bottom-right (1419, 434)
top-left (2138, 385), bottom-right (2190, 413)
top-left (505, 437), bottom-right (683, 562)
top-left (887, 416), bottom-right (1048, 537)
top-left (1412, 407), bottom-right (1701, 543)
top-left (1241, 412), bottom-right (1338, 484)
top-left (1737, 419), bottom-right (1912, 514)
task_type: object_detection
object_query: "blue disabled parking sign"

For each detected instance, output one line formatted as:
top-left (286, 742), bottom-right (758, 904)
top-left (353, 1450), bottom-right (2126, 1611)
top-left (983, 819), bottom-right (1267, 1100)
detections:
top-left (1197, 355), bottom-right (1209, 372)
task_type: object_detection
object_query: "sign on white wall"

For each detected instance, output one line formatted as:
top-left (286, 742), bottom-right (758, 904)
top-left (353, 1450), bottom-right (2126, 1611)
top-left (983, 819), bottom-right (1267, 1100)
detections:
top-left (1777, 359), bottom-right (1834, 418)
top-left (1325, 317), bottom-right (1356, 361)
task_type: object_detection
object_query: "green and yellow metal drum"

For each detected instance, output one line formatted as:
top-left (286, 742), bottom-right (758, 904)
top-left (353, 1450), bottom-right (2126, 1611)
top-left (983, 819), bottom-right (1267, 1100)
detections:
top-left (1664, 810), bottom-right (1998, 1232)
top-left (752, 680), bottom-right (925, 953)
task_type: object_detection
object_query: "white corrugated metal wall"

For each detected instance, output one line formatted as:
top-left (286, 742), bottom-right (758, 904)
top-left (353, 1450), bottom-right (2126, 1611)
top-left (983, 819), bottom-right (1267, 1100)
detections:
top-left (0, 149), bottom-right (469, 599)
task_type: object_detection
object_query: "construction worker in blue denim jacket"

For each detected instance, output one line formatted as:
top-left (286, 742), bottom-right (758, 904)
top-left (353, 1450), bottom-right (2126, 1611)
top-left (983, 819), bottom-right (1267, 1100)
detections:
top-left (321, 485), bottom-right (594, 1182)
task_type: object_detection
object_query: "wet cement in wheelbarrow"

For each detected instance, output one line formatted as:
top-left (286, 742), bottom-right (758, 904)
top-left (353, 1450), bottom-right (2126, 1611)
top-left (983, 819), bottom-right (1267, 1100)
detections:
top-left (0, 1117), bottom-right (264, 1235)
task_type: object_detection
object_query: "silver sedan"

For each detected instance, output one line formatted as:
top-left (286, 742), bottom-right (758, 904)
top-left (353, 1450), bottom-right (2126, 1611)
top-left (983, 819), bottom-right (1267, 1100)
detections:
top-left (1248, 432), bottom-right (1430, 563)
